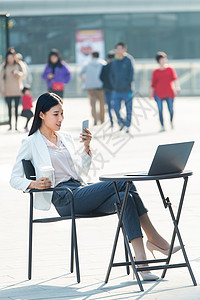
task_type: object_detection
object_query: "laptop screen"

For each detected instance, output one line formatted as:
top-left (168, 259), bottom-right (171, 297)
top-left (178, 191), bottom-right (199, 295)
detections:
top-left (148, 141), bottom-right (194, 176)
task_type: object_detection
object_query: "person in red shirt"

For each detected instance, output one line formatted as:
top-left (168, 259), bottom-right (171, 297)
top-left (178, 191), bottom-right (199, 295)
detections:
top-left (150, 52), bottom-right (180, 132)
top-left (21, 85), bottom-right (34, 132)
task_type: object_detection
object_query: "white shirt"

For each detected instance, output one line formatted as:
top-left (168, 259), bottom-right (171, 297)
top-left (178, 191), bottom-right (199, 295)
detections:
top-left (42, 134), bottom-right (79, 186)
top-left (10, 130), bottom-right (92, 210)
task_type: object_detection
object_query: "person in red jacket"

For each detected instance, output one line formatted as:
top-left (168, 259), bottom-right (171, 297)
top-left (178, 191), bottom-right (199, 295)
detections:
top-left (21, 85), bottom-right (34, 132)
top-left (150, 51), bottom-right (180, 132)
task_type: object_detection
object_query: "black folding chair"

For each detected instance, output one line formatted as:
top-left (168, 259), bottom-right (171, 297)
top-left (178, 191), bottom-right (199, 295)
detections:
top-left (22, 159), bottom-right (130, 283)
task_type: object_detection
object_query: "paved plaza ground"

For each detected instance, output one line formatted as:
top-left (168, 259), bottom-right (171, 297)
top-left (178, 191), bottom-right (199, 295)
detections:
top-left (0, 96), bottom-right (200, 299)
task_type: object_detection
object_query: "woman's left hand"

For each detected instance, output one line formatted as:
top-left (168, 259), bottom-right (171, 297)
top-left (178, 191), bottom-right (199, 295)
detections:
top-left (80, 128), bottom-right (92, 154)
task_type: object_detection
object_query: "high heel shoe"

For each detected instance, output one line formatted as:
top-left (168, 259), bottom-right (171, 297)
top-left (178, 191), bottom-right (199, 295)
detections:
top-left (146, 240), bottom-right (181, 259)
top-left (140, 271), bottom-right (159, 281)
top-left (131, 263), bottom-right (159, 281)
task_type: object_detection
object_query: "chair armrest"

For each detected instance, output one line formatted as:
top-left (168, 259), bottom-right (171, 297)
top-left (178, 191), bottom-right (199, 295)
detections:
top-left (28, 186), bottom-right (74, 203)
top-left (29, 186), bottom-right (73, 195)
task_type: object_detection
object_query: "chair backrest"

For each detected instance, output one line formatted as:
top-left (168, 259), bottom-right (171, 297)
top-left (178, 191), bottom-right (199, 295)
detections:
top-left (22, 159), bottom-right (36, 180)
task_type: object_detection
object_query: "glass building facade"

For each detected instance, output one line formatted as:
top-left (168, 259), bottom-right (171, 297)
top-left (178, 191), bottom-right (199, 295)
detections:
top-left (0, 14), bottom-right (9, 64)
top-left (8, 12), bottom-right (200, 64)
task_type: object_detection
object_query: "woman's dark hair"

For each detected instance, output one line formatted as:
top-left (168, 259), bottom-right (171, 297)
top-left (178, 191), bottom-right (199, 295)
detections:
top-left (107, 51), bottom-right (115, 59)
top-left (155, 51), bottom-right (167, 63)
top-left (28, 92), bottom-right (63, 136)
top-left (3, 47), bottom-right (19, 69)
top-left (47, 48), bottom-right (62, 67)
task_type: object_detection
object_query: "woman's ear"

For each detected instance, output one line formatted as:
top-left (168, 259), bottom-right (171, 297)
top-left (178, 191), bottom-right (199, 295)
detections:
top-left (39, 111), bottom-right (44, 120)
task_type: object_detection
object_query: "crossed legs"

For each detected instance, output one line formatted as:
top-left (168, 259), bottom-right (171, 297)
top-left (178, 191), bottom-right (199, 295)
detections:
top-left (131, 213), bottom-right (169, 264)
top-left (53, 180), bottom-right (170, 269)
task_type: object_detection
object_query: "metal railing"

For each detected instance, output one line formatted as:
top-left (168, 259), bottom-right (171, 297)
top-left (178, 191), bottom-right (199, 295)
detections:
top-left (29, 60), bottom-right (200, 98)
top-left (0, 59), bottom-right (199, 125)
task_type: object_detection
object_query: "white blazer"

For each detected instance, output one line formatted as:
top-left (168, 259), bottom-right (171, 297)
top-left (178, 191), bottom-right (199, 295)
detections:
top-left (10, 129), bottom-right (92, 210)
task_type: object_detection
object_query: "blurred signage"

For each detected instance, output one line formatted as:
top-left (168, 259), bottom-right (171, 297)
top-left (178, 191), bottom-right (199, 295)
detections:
top-left (75, 29), bottom-right (105, 64)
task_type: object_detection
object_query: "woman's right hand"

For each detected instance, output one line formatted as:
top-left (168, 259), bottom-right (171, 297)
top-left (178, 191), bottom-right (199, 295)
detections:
top-left (12, 70), bottom-right (18, 76)
top-left (28, 177), bottom-right (52, 190)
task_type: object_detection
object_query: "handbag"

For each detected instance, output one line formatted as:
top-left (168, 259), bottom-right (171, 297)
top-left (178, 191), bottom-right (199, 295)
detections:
top-left (52, 82), bottom-right (64, 91)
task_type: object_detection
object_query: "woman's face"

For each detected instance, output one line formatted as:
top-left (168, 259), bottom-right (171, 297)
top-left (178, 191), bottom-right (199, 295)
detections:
top-left (7, 54), bottom-right (15, 65)
top-left (158, 57), bottom-right (167, 67)
top-left (40, 104), bottom-right (64, 132)
top-left (50, 55), bottom-right (59, 64)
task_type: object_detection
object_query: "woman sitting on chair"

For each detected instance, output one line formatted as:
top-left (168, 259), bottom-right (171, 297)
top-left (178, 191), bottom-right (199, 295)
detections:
top-left (10, 92), bottom-right (180, 281)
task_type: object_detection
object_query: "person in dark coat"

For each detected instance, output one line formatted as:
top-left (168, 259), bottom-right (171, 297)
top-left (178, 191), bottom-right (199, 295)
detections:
top-left (100, 52), bottom-right (115, 127)
top-left (110, 42), bottom-right (134, 133)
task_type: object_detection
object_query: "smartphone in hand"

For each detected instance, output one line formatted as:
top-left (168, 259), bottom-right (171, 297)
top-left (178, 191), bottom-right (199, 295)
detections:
top-left (82, 120), bottom-right (89, 140)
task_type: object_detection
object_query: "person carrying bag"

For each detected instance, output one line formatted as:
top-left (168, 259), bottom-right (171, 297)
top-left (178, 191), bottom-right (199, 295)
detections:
top-left (42, 48), bottom-right (71, 98)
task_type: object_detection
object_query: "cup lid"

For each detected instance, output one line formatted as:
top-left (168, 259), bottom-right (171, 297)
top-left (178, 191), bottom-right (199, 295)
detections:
top-left (40, 166), bottom-right (54, 171)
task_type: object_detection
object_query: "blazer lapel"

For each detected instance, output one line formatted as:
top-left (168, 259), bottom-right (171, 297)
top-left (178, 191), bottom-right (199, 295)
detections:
top-left (33, 130), bottom-right (52, 175)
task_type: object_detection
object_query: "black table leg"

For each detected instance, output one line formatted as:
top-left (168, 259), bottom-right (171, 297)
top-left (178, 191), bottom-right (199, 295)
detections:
top-left (105, 181), bottom-right (144, 291)
top-left (156, 177), bottom-right (197, 286)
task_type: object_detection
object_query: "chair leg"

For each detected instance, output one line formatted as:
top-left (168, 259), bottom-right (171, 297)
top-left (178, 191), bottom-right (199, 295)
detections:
top-left (69, 194), bottom-right (80, 283)
top-left (71, 216), bottom-right (80, 283)
top-left (28, 194), bottom-right (33, 280)
top-left (70, 222), bottom-right (74, 273)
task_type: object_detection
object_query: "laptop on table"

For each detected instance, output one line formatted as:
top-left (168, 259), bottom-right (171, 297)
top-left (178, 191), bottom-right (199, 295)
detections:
top-left (125, 141), bottom-right (194, 176)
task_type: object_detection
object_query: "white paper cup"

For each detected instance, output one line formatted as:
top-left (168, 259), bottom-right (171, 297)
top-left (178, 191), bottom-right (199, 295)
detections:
top-left (40, 166), bottom-right (55, 187)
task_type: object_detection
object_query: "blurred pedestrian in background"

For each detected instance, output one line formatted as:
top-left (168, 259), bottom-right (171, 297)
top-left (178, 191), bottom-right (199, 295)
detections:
top-left (100, 51), bottom-right (115, 127)
top-left (42, 49), bottom-right (71, 98)
top-left (0, 47), bottom-right (27, 131)
top-left (80, 51), bottom-right (106, 125)
top-left (110, 42), bottom-right (134, 133)
top-left (150, 51), bottom-right (180, 132)
top-left (16, 53), bottom-right (32, 86)
top-left (21, 85), bottom-right (34, 132)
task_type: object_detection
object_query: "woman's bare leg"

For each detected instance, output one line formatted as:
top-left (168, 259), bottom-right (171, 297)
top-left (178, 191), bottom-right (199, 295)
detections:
top-left (131, 237), bottom-right (147, 262)
top-left (140, 213), bottom-right (170, 249)
top-left (131, 237), bottom-right (149, 275)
